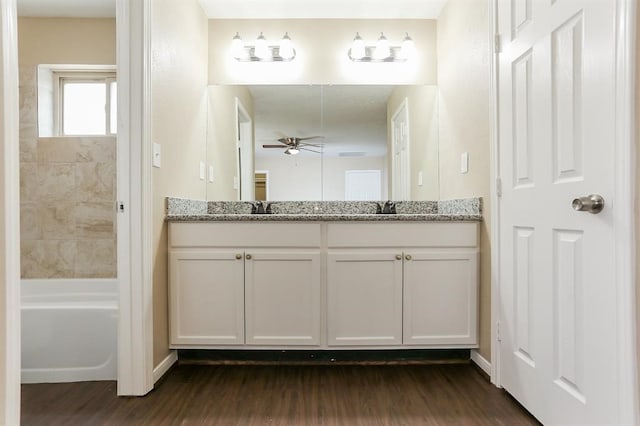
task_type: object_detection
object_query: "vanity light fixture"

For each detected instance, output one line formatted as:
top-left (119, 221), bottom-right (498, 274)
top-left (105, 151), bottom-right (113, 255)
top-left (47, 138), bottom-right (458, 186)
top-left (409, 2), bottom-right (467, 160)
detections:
top-left (231, 32), bottom-right (297, 62)
top-left (348, 32), bottom-right (415, 62)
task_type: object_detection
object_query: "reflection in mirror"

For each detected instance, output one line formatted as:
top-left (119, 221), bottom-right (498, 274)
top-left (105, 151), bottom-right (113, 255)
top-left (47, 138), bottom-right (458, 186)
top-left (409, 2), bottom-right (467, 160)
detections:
top-left (206, 85), bottom-right (439, 201)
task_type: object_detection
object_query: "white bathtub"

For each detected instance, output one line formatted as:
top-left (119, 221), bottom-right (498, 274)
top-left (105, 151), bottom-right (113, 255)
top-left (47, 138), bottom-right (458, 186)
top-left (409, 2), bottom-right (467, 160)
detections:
top-left (21, 279), bottom-right (118, 384)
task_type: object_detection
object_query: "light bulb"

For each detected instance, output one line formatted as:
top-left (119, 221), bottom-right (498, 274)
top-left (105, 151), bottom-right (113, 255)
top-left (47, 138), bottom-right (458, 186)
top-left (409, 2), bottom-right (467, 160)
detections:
top-left (279, 32), bottom-right (295, 60)
top-left (231, 32), bottom-right (245, 59)
top-left (288, 148), bottom-right (300, 155)
top-left (255, 32), bottom-right (271, 60)
top-left (350, 32), bottom-right (365, 60)
top-left (399, 33), bottom-right (416, 60)
top-left (373, 32), bottom-right (390, 60)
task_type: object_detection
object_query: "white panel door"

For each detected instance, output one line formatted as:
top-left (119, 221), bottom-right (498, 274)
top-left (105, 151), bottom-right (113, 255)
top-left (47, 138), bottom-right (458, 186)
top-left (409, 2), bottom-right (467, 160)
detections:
top-left (244, 250), bottom-right (321, 345)
top-left (327, 251), bottom-right (403, 346)
top-left (169, 251), bottom-right (245, 345)
top-left (391, 99), bottom-right (410, 201)
top-left (403, 251), bottom-right (478, 346)
top-left (498, 0), bottom-right (620, 423)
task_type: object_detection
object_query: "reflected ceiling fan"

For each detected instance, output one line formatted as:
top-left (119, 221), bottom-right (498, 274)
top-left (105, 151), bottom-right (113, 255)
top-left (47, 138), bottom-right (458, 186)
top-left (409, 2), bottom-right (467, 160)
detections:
top-left (262, 136), bottom-right (323, 155)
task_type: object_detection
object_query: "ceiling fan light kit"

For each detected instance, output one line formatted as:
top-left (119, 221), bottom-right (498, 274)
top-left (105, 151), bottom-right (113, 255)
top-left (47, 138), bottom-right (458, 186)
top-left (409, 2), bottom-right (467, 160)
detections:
top-left (262, 135), bottom-right (324, 155)
top-left (231, 32), bottom-right (297, 62)
top-left (348, 32), bottom-right (415, 62)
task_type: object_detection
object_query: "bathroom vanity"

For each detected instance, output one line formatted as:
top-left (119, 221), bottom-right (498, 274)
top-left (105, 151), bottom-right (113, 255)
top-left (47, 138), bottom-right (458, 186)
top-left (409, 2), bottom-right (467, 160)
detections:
top-left (166, 198), bottom-right (481, 350)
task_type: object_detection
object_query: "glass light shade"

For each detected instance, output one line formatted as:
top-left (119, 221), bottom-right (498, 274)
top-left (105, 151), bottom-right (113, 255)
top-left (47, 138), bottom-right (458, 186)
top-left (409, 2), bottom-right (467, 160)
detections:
top-left (399, 33), bottom-right (416, 60)
top-left (255, 32), bottom-right (271, 60)
top-left (350, 32), bottom-right (365, 60)
top-left (288, 148), bottom-right (300, 155)
top-left (279, 32), bottom-right (295, 60)
top-left (373, 32), bottom-right (391, 60)
top-left (231, 32), bottom-right (245, 59)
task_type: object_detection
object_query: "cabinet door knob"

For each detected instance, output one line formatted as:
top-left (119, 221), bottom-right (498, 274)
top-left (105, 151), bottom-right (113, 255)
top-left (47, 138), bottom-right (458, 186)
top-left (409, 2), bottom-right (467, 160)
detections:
top-left (235, 254), bottom-right (242, 260)
top-left (245, 254), bottom-right (252, 260)
top-left (395, 254), bottom-right (402, 260)
top-left (405, 254), bottom-right (412, 261)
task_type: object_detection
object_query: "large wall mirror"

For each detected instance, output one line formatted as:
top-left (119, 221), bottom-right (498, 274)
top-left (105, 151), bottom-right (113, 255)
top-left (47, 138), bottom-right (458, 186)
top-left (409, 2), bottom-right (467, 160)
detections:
top-left (206, 84), bottom-right (439, 201)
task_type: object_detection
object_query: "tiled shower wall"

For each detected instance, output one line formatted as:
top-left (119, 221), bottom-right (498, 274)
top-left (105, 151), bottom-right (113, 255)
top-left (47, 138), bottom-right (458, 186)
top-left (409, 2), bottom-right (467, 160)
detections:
top-left (19, 66), bottom-right (117, 278)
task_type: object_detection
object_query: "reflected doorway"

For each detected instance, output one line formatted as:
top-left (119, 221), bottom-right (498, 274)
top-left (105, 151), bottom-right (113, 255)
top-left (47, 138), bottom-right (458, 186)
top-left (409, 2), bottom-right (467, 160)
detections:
top-left (255, 171), bottom-right (269, 200)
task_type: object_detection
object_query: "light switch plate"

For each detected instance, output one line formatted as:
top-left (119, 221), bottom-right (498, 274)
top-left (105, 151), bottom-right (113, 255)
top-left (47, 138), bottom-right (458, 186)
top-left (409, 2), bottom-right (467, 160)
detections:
top-left (418, 171), bottom-right (423, 186)
top-left (208, 165), bottom-right (214, 182)
top-left (199, 161), bottom-right (206, 180)
top-left (152, 143), bottom-right (161, 168)
top-left (460, 152), bottom-right (469, 174)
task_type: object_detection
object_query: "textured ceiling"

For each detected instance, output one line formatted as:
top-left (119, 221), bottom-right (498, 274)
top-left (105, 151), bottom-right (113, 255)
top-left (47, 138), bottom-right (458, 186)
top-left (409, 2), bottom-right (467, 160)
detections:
top-left (198, 0), bottom-right (447, 19)
top-left (251, 85), bottom-right (394, 158)
top-left (17, 0), bottom-right (115, 17)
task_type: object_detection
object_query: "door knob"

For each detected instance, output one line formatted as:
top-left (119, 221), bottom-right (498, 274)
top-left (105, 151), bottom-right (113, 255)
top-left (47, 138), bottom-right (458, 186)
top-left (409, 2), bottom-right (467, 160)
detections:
top-left (405, 254), bottom-right (412, 261)
top-left (245, 254), bottom-right (252, 260)
top-left (235, 254), bottom-right (242, 260)
top-left (572, 194), bottom-right (604, 214)
top-left (395, 254), bottom-right (402, 260)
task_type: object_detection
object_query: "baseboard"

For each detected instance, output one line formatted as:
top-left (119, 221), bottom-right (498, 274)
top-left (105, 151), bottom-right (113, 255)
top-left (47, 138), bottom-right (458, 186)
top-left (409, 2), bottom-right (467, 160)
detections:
top-left (470, 349), bottom-right (491, 376)
top-left (153, 350), bottom-right (178, 384)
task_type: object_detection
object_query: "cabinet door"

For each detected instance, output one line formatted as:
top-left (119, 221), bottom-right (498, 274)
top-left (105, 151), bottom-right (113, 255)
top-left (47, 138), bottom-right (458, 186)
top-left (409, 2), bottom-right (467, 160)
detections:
top-left (403, 250), bottom-right (478, 345)
top-left (327, 252), bottom-right (403, 346)
top-left (245, 250), bottom-right (321, 345)
top-left (169, 251), bottom-right (245, 345)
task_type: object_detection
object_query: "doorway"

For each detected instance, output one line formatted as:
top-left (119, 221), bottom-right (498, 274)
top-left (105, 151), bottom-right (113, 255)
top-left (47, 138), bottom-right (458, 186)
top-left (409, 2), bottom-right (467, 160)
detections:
top-left (236, 98), bottom-right (254, 201)
top-left (391, 98), bottom-right (410, 201)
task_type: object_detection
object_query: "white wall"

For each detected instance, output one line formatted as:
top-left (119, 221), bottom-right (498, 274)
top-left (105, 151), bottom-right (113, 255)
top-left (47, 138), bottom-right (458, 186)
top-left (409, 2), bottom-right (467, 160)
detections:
top-left (208, 19), bottom-right (437, 85)
top-left (255, 155), bottom-right (386, 201)
top-left (437, 0), bottom-right (491, 361)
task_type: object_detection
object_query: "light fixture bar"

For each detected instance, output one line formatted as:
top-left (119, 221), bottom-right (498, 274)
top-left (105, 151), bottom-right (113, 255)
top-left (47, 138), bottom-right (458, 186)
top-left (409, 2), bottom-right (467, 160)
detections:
top-left (232, 32), bottom-right (297, 62)
top-left (348, 46), bottom-right (408, 62)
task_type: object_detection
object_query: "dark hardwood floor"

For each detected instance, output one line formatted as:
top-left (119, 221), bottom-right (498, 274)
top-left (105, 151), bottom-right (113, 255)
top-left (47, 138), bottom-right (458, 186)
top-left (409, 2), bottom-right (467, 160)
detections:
top-left (21, 363), bottom-right (539, 425)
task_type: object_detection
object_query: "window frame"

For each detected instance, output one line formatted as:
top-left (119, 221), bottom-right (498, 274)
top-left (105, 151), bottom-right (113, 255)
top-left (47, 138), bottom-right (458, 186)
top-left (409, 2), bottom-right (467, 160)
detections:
top-left (53, 71), bottom-right (117, 136)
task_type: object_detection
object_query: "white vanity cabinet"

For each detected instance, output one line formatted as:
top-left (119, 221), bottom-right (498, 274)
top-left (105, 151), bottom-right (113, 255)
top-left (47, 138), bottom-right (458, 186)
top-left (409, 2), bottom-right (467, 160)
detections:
top-left (326, 222), bottom-right (479, 347)
top-left (169, 222), bottom-right (322, 347)
top-left (169, 220), bottom-right (479, 350)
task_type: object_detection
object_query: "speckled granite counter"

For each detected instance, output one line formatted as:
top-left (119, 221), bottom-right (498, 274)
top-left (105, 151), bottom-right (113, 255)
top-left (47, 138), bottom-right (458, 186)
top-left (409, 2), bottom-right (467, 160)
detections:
top-left (165, 198), bottom-right (482, 222)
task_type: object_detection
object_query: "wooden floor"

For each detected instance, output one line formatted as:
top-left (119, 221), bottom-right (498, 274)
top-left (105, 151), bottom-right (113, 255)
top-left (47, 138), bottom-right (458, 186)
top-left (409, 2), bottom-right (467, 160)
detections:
top-left (21, 363), bottom-right (539, 425)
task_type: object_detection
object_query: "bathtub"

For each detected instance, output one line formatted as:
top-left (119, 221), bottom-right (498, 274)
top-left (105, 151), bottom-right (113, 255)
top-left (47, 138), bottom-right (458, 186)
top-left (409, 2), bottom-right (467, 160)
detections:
top-left (21, 279), bottom-right (118, 383)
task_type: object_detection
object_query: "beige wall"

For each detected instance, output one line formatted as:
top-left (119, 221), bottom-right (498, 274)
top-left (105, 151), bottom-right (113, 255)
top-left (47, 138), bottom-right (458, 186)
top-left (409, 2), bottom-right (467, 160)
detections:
top-left (18, 18), bottom-right (115, 66)
top-left (206, 85), bottom-right (254, 200)
top-left (152, 0), bottom-right (209, 367)
top-left (387, 85), bottom-right (439, 200)
top-left (437, 0), bottom-right (492, 361)
top-left (208, 19), bottom-right (437, 85)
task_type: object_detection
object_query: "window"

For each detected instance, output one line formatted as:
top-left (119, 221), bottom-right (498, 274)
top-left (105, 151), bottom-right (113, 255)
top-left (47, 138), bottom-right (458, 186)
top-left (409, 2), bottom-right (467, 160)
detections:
top-left (53, 71), bottom-right (117, 136)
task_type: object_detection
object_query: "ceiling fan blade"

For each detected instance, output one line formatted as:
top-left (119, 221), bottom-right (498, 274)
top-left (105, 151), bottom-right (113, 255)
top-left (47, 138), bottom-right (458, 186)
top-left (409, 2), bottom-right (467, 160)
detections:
top-left (297, 136), bottom-right (324, 141)
top-left (299, 147), bottom-right (322, 154)
top-left (262, 144), bottom-right (288, 148)
top-left (299, 143), bottom-right (324, 147)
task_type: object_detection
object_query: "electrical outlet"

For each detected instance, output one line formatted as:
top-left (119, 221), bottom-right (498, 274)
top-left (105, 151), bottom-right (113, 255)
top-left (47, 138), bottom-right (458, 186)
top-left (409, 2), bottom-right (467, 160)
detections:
top-left (199, 162), bottom-right (206, 180)
top-left (208, 165), bottom-right (214, 182)
top-left (418, 171), bottom-right (423, 186)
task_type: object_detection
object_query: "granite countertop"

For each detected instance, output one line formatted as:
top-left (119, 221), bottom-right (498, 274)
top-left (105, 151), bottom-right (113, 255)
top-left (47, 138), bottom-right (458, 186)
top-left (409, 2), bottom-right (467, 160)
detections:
top-left (165, 198), bottom-right (483, 222)
top-left (165, 213), bottom-right (481, 222)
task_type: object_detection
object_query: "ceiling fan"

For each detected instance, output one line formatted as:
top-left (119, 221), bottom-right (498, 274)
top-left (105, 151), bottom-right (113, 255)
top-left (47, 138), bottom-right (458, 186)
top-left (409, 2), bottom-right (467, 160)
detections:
top-left (262, 136), bottom-right (323, 155)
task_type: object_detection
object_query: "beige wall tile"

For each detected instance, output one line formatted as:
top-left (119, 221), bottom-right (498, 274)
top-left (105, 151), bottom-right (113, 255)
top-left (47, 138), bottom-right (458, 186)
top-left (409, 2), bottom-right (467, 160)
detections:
top-left (77, 137), bottom-right (116, 163)
top-left (38, 137), bottom-right (78, 163)
top-left (21, 240), bottom-right (76, 279)
top-left (76, 162), bottom-right (115, 202)
top-left (20, 203), bottom-right (42, 240)
top-left (76, 202), bottom-right (115, 239)
top-left (76, 239), bottom-right (116, 278)
top-left (40, 202), bottom-right (76, 239)
top-left (37, 163), bottom-right (77, 202)
top-left (20, 135), bottom-right (37, 163)
top-left (20, 162), bottom-right (38, 202)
